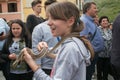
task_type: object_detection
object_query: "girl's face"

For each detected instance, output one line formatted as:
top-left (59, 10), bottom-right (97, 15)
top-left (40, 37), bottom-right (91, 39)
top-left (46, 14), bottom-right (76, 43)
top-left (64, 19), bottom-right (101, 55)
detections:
top-left (11, 23), bottom-right (22, 38)
top-left (48, 14), bottom-right (73, 37)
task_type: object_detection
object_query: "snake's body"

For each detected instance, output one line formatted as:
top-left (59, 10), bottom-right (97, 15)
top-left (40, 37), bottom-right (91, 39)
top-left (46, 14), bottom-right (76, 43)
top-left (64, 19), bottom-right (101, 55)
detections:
top-left (12, 33), bottom-right (94, 68)
top-left (12, 47), bottom-right (49, 68)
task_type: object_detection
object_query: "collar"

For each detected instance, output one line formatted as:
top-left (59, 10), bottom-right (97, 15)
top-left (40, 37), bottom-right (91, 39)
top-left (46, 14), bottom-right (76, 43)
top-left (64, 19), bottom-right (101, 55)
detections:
top-left (83, 14), bottom-right (94, 22)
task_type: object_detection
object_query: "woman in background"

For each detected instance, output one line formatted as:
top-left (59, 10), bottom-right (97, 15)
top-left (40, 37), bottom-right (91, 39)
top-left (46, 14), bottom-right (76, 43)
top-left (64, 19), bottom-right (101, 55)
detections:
top-left (97, 16), bottom-right (112, 80)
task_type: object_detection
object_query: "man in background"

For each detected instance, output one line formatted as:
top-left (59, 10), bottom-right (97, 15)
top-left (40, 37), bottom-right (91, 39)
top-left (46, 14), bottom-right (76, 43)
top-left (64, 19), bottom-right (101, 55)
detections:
top-left (80, 2), bottom-right (104, 80)
top-left (0, 18), bottom-right (10, 80)
top-left (32, 0), bottom-right (57, 76)
top-left (26, 0), bottom-right (44, 35)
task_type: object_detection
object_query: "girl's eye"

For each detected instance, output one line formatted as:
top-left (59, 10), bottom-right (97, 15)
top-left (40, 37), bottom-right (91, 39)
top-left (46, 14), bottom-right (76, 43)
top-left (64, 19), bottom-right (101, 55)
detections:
top-left (12, 28), bottom-right (20, 30)
top-left (12, 28), bottom-right (15, 30)
top-left (16, 28), bottom-right (20, 30)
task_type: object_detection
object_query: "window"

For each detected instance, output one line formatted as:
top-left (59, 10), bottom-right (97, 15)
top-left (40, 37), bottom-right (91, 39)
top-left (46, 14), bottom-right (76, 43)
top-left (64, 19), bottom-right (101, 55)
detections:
top-left (0, 4), bottom-right (2, 13)
top-left (26, 0), bottom-right (32, 7)
top-left (76, 0), bottom-right (83, 10)
top-left (84, 0), bottom-right (91, 2)
top-left (8, 2), bottom-right (17, 12)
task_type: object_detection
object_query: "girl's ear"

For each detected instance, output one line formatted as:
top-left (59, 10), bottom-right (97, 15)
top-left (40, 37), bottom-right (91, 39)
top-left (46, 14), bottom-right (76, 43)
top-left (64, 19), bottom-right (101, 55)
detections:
top-left (67, 16), bottom-right (75, 27)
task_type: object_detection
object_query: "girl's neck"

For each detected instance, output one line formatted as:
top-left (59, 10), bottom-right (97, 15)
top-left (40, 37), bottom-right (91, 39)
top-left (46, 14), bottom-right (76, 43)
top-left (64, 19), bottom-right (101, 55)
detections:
top-left (61, 30), bottom-right (71, 38)
top-left (13, 37), bottom-right (21, 42)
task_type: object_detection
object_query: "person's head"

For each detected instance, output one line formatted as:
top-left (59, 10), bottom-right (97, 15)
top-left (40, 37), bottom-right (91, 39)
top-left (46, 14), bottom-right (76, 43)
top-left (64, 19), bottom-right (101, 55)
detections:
top-left (31, 0), bottom-right (42, 14)
top-left (44, 0), bottom-right (56, 19)
top-left (44, 0), bottom-right (56, 10)
top-left (9, 19), bottom-right (27, 39)
top-left (94, 15), bottom-right (99, 26)
top-left (83, 2), bottom-right (98, 18)
top-left (46, 1), bottom-right (84, 37)
top-left (7, 20), bottom-right (13, 27)
top-left (99, 16), bottom-right (109, 28)
top-left (108, 23), bottom-right (113, 30)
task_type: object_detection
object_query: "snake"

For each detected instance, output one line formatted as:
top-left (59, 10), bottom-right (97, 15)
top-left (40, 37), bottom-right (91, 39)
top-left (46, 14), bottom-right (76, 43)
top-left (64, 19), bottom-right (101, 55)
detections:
top-left (12, 32), bottom-right (94, 68)
top-left (12, 47), bottom-right (49, 68)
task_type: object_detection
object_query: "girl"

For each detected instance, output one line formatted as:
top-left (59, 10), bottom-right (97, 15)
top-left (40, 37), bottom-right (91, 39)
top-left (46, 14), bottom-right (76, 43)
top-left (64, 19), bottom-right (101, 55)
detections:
top-left (1, 19), bottom-right (33, 80)
top-left (23, 2), bottom-right (94, 80)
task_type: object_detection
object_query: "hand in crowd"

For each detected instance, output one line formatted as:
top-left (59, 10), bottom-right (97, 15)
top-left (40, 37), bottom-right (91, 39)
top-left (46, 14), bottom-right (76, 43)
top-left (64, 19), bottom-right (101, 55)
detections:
top-left (9, 53), bottom-right (17, 60)
top-left (37, 42), bottom-right (57, 59)
top-left (37, 41), bottom-right (48, 51)
top-left (0, 33), bottom-right (6, 41)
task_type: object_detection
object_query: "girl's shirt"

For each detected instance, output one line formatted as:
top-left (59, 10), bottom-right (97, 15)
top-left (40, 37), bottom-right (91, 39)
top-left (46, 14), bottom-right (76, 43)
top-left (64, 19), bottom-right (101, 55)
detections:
top-left (9, 39), bottom-right (28, 74)
top-left (33, 37), bottom-right (91, 80)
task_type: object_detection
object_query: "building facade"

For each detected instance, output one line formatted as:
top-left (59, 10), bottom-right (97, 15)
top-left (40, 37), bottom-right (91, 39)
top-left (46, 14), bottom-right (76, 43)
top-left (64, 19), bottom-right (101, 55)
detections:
top-left (23, 0), bottom-right (84, 21)
top-left (0, 0), bottom-right (21, 21)
top-left (0, 0), bottom-right (91, 22)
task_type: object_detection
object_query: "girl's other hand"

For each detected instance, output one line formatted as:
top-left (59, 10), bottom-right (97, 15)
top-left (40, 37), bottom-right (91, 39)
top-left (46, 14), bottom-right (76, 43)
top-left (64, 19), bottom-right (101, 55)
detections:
top-left (9, 53), bottom-right (17, 60)
top-left (37, 42), bottom-right (48, 51)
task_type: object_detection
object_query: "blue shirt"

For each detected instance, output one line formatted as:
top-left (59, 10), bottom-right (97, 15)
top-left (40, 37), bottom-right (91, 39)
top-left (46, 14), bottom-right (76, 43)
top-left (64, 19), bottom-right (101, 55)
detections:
top-left (80, 14), bottom-right (104, 52)
top-left (32, 21), bottom-right (58, 69)
top-left (80, 14), bottom-right (96, 39)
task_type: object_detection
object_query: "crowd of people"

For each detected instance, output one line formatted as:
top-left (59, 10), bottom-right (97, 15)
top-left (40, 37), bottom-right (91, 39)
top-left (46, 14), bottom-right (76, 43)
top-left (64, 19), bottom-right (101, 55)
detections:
top-left (0, 0), bottom-right (120, 80)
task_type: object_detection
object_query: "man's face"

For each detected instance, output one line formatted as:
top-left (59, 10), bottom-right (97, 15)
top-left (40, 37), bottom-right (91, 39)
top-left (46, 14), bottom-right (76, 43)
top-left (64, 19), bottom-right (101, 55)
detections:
top-left (32, 3), bottom-right (42, 14)
top-left (87, 4), bottom-right (98, 18)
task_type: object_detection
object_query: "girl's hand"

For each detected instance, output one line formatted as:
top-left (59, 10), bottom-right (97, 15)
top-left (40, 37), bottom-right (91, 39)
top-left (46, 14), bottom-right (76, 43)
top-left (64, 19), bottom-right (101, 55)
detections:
top-left (9, 53), bottom-right (17, 60)
top-left (23, 48), bottom-right (40, 72)
top-left (37, 42), bottom-right (48, 51)
top-left (22, 48), bottom-right (33, 62)
top-left (0, 33), bottom-right (6, 41)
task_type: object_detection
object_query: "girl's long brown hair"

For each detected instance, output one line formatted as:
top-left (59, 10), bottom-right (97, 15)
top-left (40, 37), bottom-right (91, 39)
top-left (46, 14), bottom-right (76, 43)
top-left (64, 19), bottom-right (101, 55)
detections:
top-left (46, 1), bottom-right (94, 59)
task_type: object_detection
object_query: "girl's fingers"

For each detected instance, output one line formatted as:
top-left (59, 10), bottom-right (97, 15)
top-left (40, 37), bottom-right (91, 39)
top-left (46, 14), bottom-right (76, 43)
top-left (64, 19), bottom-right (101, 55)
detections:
top-left (37, 42), bottom-right (48, 51)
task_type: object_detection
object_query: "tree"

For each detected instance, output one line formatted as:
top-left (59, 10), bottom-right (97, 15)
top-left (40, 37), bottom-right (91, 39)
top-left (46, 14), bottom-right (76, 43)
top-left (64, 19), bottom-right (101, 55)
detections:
top-left (94, 0), bottom-right (120, 22)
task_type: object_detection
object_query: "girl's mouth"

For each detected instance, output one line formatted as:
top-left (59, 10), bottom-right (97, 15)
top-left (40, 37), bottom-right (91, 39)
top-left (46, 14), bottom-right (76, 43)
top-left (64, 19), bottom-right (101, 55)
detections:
top-left (51, 26), bottom-right (56, 30)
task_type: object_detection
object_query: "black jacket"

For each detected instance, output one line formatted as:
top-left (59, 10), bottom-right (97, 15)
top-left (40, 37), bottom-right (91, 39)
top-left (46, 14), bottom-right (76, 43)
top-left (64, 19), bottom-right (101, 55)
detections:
top-left (111, 14), bottom-right (120, 68)
top-left (26, 14), bottom-right (45, 34)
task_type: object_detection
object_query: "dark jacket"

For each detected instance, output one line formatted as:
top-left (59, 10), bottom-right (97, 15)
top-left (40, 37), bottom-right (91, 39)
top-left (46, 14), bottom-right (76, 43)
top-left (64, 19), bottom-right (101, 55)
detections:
top-left (0, 39), bottom-right (10, 63)
top-left (111, 14), bottom-right (120, 68)
top-left (26, 14), bottom-right (45, 34)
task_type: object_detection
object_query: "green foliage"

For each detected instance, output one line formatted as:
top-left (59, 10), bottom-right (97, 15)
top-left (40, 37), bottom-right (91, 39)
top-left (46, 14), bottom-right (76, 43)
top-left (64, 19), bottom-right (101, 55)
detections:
top-left (93, 0), bottom-right (120, 22)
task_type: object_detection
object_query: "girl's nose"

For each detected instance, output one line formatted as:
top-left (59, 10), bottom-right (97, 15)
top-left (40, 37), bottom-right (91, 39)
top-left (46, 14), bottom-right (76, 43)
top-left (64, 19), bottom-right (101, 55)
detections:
top-left (47, 19), bottom-right (52, 27)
